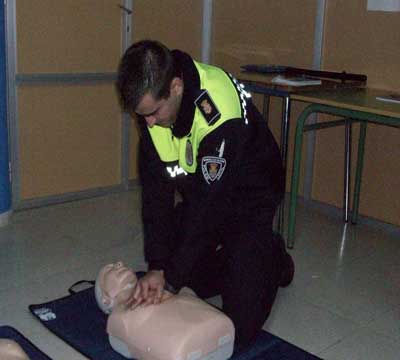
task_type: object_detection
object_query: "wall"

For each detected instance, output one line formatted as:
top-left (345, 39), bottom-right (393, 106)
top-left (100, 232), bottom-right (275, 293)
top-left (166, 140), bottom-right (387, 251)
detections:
top-left (14, 1), bottom-right (123, 201)
top-left (11, 1), bottom-right (400, 225)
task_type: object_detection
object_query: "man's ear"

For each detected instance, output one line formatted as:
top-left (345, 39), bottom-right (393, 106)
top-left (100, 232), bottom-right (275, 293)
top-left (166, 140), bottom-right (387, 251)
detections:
top-left (170, 77), bottom-right (184, 96)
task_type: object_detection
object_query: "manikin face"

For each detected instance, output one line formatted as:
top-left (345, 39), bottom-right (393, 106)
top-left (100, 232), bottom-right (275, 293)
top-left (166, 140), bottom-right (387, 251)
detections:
top-left (135, 77), bottom-right (183, 128)
top-left (99, 262), bottom-right (137, 307)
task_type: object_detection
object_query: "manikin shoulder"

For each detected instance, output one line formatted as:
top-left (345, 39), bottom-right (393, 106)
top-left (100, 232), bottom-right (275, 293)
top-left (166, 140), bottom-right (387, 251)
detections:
top-left (0, 339), bottom-right (30, 360)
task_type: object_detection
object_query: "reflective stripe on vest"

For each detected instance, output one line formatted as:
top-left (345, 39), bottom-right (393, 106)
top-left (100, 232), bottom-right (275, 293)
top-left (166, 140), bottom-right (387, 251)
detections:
top-left (166, 164), bottom-right (187, 178)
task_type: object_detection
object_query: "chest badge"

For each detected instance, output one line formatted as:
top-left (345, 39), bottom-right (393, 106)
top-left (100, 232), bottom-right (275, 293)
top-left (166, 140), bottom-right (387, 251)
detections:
top-left (194, 89), bottom-right (221, 125)
top-left (185, 139), bottom-right (193, 166)
top-left (201, 156), bottom-right (226, 184)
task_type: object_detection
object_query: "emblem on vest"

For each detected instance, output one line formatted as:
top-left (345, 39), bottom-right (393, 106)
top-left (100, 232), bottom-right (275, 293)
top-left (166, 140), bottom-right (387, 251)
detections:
top-left (201, 156), bottom-right (226, 184)
top-left (201, 99), bottom-right (212, 114)
top-left (185, 139), bottom-right (193, 166)
top-left (194, 90), bottom-right (221, 125)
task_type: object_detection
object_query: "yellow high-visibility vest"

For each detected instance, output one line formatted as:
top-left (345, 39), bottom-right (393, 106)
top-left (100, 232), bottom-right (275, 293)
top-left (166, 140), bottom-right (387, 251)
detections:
top-left (148, 61), bottom-right (248, 173)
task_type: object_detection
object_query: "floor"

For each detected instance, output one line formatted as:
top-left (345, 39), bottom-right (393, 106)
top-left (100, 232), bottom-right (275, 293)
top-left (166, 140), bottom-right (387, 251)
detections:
top-left (0, 189), bottom-right (399, 360)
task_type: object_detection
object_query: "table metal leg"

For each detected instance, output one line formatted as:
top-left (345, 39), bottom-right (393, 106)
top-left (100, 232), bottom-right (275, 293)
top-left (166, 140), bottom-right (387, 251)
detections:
top-left (352, 122), bottom-right (367, 224)
top-left (262, 95), bottom-right (270, 125)
top-left (288, 105), bottom-right (314, 248)
top-left (278, 96), bottom-right (291, 239)
top-left (343, 120), bottom-right (352, 222)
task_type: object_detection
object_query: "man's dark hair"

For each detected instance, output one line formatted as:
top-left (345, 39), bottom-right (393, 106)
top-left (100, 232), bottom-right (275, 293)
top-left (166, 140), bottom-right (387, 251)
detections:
top-left (116, 40), bottom-right (176, 113)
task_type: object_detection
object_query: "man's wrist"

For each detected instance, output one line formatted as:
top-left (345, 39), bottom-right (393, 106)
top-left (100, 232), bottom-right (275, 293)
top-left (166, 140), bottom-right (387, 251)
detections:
top-left (147, 263), bottom-right (179, 294)
top-left (148, 269), bottom-right (177, 294)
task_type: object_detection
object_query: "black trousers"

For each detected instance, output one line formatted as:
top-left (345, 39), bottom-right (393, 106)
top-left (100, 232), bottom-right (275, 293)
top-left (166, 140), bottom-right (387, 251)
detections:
top-left (173, 202), bottom-right (283, 349)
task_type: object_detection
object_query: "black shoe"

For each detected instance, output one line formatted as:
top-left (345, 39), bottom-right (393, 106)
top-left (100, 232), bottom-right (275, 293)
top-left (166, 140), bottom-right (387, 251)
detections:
top-left (279, 252), bottom-right (295, 287)
top-left (272, 232), bottom-right (295, 287)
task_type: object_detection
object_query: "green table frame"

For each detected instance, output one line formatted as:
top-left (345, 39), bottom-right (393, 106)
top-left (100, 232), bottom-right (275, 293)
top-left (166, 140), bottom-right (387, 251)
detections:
top-left (288, 102), bottom-right (400, 248)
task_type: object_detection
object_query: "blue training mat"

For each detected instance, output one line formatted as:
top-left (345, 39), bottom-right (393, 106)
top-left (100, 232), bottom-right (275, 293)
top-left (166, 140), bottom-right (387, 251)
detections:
top-left (0, 326), bottom-right (52, 360)
top-left (29, 281), bottom-right (322, 360)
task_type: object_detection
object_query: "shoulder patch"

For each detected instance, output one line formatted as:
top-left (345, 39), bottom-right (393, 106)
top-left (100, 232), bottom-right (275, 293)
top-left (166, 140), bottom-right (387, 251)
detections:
top-left (194, 89), bottom-right (221, 125)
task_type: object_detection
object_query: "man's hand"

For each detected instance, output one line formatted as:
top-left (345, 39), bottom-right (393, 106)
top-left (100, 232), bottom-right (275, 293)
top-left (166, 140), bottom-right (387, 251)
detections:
top-left (132, 270), bottom-right (166, 307)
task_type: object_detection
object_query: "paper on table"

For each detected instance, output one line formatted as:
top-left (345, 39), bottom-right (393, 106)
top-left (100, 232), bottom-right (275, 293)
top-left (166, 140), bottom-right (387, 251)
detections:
top-left (271, 75), bottom-right (322, 87)
top-left (367, 0), bottom-right (400, 12)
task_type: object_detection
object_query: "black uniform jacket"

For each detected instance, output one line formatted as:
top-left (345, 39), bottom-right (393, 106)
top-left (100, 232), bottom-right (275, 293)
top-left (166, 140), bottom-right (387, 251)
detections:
top-left (137, 50), bottom-right (284, 289)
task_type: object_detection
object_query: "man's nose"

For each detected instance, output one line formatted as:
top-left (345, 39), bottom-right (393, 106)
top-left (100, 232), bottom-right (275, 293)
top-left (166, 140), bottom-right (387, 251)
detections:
top-left (145, 116), bottom-right (157, 127)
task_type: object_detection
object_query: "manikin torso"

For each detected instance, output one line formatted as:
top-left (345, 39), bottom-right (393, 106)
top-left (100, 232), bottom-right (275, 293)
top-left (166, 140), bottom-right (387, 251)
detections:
top-left (107, 288), bottom-right (234, 360)
top-left (0, 339), bottom-right (30, 360)
top-left (96, 263), bottom-right (235, 360)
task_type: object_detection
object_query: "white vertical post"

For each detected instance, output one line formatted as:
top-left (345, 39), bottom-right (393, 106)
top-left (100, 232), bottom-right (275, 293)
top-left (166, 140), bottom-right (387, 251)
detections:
top-left (201, 0), bottom-right (213, 64)
top-left (303, 0), bottom-right (327, 201)
top-left (121, 0), bottom-right (133, 189)
top-left (1, 0), bottom-right (12, 226)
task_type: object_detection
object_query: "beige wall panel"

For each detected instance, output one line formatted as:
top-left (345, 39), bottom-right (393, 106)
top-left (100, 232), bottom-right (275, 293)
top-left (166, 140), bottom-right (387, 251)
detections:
top-left (212, 1), bottom-right (317, 195)
top-left (323, 1), bottom-right (400, 90)
top-left (212, 0), bottom-right (317, 75)
top-left (312, 0), bottom-right (400, 225)
top-left (359, 124), bottom-right (399, 225)
top-left (131, 0), bottom-right (203, 58)
top-left (18, 83), bottom-right (121, 199)
top-left (129, 119), bottom-right (140, 180)
top-left (17, 0), bottom-right (122, 73)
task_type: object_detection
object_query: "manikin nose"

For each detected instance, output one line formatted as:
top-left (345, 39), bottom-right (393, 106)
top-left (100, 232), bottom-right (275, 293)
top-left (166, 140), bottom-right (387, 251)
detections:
top-left (145, 116), bottom-right (157, 127)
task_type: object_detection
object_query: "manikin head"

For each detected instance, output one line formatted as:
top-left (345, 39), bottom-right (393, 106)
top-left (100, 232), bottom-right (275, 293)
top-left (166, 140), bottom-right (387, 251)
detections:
top-left (95, 262), bottom-right (138, 314)
top-left (0, 339), bottom-right (30, 360)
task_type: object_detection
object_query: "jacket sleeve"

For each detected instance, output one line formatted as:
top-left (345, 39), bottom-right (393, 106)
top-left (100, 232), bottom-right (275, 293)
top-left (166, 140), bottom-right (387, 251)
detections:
top-left (138, 121), bottom-right (177, 271)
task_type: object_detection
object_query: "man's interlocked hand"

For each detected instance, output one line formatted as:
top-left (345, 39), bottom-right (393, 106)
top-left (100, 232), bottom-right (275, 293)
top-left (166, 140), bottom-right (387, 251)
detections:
top-left (129, 270), bottom-right (166, 308)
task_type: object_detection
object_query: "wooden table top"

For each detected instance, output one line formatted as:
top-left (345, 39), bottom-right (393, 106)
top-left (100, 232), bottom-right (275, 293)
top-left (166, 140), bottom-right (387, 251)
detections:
top-left (238, 71), bottom-right (367, 94)
top-left (291, 87), bottom-right (400, 119)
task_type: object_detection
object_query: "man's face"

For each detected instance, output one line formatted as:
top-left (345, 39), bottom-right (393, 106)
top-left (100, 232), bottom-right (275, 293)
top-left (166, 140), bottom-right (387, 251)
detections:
top-left (135, 77), bottom-right (183, 128)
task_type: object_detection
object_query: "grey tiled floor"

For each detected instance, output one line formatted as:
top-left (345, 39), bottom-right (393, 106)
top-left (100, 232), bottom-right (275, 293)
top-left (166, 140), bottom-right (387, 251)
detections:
top-left (0, 189), bottom-right (399, 359)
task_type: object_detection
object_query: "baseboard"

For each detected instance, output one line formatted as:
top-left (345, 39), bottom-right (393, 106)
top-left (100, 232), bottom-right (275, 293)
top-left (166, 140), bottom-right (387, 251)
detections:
top-left (0, 210), bottom-right (12, 227)
top-left (293, 194), bottom-right (400, 237)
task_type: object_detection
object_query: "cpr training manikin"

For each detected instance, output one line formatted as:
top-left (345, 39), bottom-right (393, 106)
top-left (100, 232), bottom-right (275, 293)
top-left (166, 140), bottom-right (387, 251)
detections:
top-left (0, 339), bottom-right (30, 360)
top-left (95, 262), bottom-right (235, 360)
